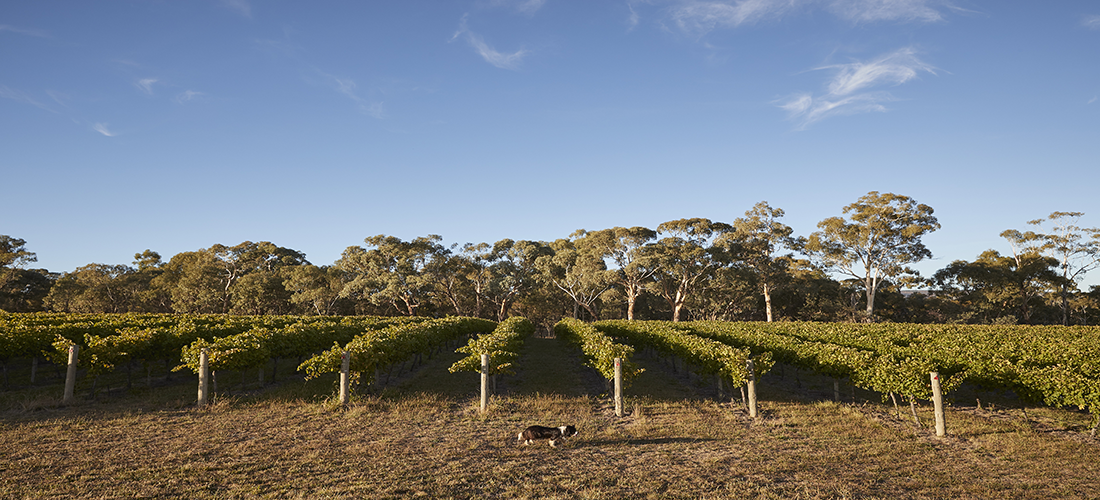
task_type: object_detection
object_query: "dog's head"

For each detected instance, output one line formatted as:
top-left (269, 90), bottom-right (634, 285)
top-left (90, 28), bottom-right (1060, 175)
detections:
top-left (559, 425), bottom-right (577, 438)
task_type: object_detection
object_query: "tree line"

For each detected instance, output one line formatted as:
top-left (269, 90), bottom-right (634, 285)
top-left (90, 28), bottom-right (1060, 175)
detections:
top-left (3, 192), bottom-right (1099, 326)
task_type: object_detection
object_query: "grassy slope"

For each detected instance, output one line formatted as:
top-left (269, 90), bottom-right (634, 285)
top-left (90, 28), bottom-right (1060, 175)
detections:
top-left (1, 333), bottom-right (1099, 499)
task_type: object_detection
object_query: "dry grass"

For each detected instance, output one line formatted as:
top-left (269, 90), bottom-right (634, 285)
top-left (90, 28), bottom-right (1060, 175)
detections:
top-left (2, 337), bottom-right (1099, 499)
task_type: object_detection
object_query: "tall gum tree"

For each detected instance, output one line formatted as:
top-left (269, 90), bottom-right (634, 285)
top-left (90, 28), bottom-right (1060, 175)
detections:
top-left (647, 218), bottom-right (732, 322)
top-left (0, 236), bottom-right (37, 298)
top-left (574, 227), bottom-right (656, 320)
top-left (807, 191), bottom-right (940, 320)
top-left (337, 235), bottom-right (444, 316)
top-left (1019, 212), bottom-right (1100, 325)
top-left (720, 201), bottom-right (803, 322)
top-left (536, 235), bottom-right (616, 320)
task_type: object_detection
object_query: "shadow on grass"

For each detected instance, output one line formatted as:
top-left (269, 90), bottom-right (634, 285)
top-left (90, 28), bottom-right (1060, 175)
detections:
top-left (578, 437), bottom-right (718, 447)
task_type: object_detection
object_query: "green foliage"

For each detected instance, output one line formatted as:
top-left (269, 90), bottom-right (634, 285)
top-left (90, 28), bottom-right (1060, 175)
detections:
top-left (595, 320), bottom-right (765, 383)
top-left (298, 316), bottom-right (497, 384)
top-left (554, 318), bottom-right (642, 382)
top-left (449, 316), bottom-right (533, 375)
top-left (807, 191), bottom-right (940, 316)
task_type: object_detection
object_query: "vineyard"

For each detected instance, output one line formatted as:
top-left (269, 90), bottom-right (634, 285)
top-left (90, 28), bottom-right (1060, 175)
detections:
top-left (2, 312), bottom-right (1100, 498)
top-left (2, 312), bottom-right (1098, 432)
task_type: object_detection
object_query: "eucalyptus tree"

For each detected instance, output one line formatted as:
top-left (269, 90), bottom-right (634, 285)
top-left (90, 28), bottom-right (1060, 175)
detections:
top-left (211, 241), bottom-right (308, 313)
top-left (128, 250), bottom-right (172, 312)
top-left (1019, 212), bottom-right (1100, 325)
top-left (806, 191), bottom-right (939, 320)
top-left (537, 236), bottom-right (617, 320)
top-left (483, 239), bottom-right (553, 321)
top-left (337, 235), bottom-right (445, 316)
top-left (153, 250), bottom-right (226, 313)
top-left (720, 201), bottom-right (803, 322)
top-left (43, 263), bottom-right (136, 313)
top-left (424, 244), bottom-right (475, 316)
top-left (154, 242), bottom-right (308, 314)
top-left (647, 218), bottom-right (733, 322)
top-left (284, 265), bottom-right (348, 315)
top-left (933, 250), bottom-right (1060, 324)
top-left (578, 227), bottom-right (657, 320)
top-left (460, 242), bottom-right (494, 318)
top-left (0, 236), bottom-right (36, 297)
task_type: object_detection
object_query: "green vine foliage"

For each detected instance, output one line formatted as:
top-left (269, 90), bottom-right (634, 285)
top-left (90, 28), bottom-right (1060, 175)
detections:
top-left (298, 317), bottom-right (497, 385)
top-left (449, 316), bottom-right (533, 376)
top-left (594, 320), bottom-right (767, 384)
top-left (554, 318), bottom-right (642, 382)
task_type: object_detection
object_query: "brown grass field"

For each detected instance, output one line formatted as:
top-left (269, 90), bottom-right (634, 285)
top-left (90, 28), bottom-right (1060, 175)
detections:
top-left (2, 333), bottom-right (1099, 499)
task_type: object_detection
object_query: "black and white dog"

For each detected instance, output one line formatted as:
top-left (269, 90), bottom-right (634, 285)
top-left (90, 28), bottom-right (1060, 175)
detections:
top-left (517, 425), bottom-right (578, 447)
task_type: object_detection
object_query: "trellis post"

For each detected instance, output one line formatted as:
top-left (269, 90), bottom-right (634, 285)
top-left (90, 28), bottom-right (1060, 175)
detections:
top-left (480, 354), bottom-right (489, 413)
top-left (931, 371), bottom-right (946, 437)
top-left (746, 360), bottom-right (758, 418)
top-left (63, 345), bottom-right (79, 403)
top-left (339, 351), bottom-right (350, 405)
top-left (197, 348), bottom-right (210, 407)
top-left (614, 357), bottom-right (623, 417)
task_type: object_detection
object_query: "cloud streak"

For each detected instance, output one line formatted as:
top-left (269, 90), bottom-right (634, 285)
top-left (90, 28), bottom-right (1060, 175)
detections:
top-left (780, 47), bottom-right (937, 129)
top-left (135, 78), bottom-right (159, 95)
top-left (657, 0), bottom-right (956, 36)
top-left (452, 15), bottom-right (530, 70)
top-left (93, 123), bottom-right (116, 137)
top-left (173, 90), bottom-right (205, 104)
top-left (669, 0), bottom-right (801, 35)
top-left (827, 0), bottom-right (953, 23)
top-left (486, 0), bottom-right (547, 16)
top-left (0, 24), bottom-right (50, 38)
top-left (220, 0), bottom-right (252, 18)
top-left (1084, 15), bottom-right (1100, 30)
top-left (0, 85), bottom-right (55, 112)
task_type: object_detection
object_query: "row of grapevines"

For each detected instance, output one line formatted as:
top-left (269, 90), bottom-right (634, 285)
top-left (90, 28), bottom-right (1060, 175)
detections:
top-left (680, 321), bottom-right (965, 401)
top-left (594, 320), bottom-right (770, 385)
top-left (298, 317), bottom-right (497, 385)
top-left (554, 318), bottom-right (642, 382)
top-left (175, 316), bottom-right (430, 374)
top-left (449, 317), bottom-right (534, 376)
top-left (0, 312), bottom-right (427, 381)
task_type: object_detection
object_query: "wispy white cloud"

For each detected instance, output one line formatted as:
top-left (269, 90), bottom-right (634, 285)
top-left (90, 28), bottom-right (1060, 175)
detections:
top-left (780, 47), bottom-right (937, 129)
top-left (485, 0), bottom-right (547, 16)
top-left (319, 71), bottom-right (386, 118)
top-left (135, 78), bottom-right (159, 95)
top-left (669, 0), bottom-right (800, 35)
top-left (93, 123), bottom-right (116, 137)
top-left (1089, 96), bottom-right (1098, 105)
top-left (220, 0), bottom-right (252, 18)
top-left (451, 15), bottom-right (530, 70)
top-left (254, 37), bottom-right (386, 118)
top-left (828, 0), bottom-right (953, 23)
top-left (0, 85), bottom-right (55, 112)
top-left (1084, 15), bottom-right (1100, 30)
top-left (173, 90), bottom-right (205, 104)
top-left (0, 24), bottom-right (50, 38)
top-left (656, 0), bottom-right (955, 36)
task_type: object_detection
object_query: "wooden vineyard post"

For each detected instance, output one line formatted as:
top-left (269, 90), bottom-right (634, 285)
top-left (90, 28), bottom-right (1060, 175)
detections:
top-left (746, 360), bottom-right (758, 419)
top-left (480, 354), bottom-right (489, 414)
top-left (339, 351), bottom-right (350, 406)
top-left (197, 348), bottom-right (210, 407)
top-left (63, 345), bottom-right (79, 403)
top-left (834, 380), bottom-right (841, 402)
top-left (931, 371), bottom-right (946, 437)
top-left (614, 357), bottom-right (623, 417)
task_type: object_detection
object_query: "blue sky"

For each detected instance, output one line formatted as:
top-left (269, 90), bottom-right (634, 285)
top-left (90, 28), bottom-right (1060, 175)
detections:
top-left (3, 1), bottom-right (1099, 286)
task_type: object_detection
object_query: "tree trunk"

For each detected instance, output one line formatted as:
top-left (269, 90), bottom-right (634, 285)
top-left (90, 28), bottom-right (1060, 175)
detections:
top-left (763, 282), bottom-right (773, 322)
